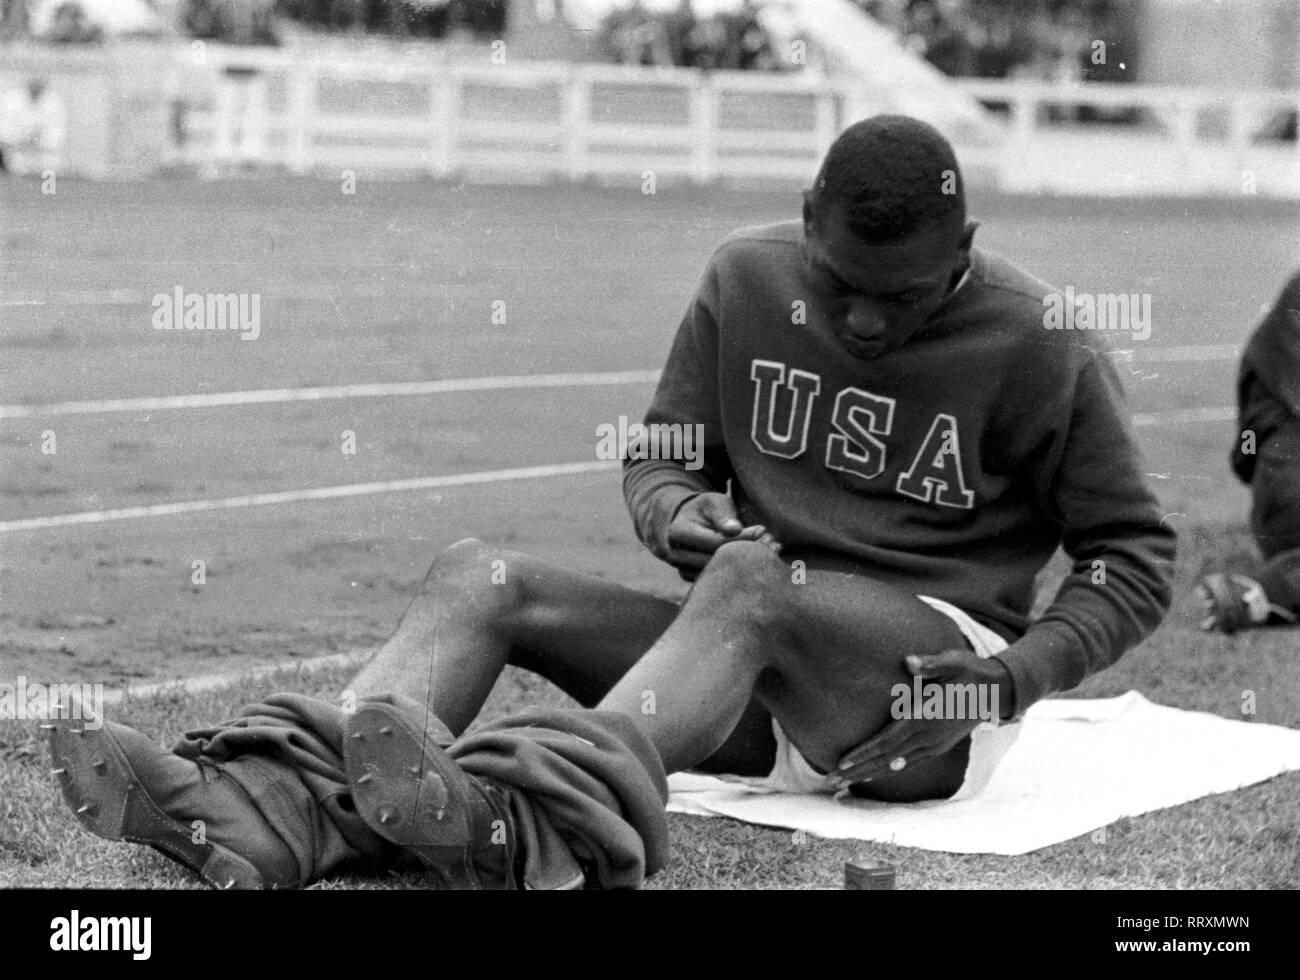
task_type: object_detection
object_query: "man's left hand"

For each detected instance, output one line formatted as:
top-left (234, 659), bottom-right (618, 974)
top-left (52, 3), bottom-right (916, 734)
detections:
top-left (829, 649), bottom-right (1013, 788)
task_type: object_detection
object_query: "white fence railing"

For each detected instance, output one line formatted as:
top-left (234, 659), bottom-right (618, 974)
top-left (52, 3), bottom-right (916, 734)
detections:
top-left (4, 41), bottom-right (1297, 196)
top-left (180, 47), bottom-right (1300, 197)
top-left (957, 79), bottom-right (1300, 198)
top-left (180, 54), bottom-right (846, 187)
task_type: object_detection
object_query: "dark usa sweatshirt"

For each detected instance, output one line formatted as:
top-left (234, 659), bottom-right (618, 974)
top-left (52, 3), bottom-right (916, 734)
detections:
top-left (623, 221), bottom-right (1176, 711)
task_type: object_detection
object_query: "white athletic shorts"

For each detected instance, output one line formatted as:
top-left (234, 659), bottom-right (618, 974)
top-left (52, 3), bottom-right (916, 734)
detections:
top-left (756, 595), bottom-right (1022, 801)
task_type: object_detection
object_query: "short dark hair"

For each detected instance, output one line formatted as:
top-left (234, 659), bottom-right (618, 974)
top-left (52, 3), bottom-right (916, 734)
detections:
top-left (809, 115), bottom-right (965, 242)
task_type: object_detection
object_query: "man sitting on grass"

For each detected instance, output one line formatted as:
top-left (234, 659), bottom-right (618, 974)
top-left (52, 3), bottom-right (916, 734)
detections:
top-left (1198, 268), bottom-right (1300, 633)
top-left (47, 115), bottom-right (1176, 890)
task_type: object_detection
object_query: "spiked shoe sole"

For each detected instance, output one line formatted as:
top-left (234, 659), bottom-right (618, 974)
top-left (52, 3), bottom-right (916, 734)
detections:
top-left (343, 704), bottom-right (482, 888)
top-left (46, 717), bottom-right (266, 890)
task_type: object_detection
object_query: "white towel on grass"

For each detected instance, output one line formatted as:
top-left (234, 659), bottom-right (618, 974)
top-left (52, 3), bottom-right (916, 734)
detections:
top-left (666, 692), bottom-right (1300, 855)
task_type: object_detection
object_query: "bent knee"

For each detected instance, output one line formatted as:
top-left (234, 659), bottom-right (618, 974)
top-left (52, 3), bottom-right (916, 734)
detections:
top-left (694, 540), bottom-right (795, 629)
top-left (701, 539), bottom-right (788, 585)
top-left (423, 537), bottom-right (527, 611)
top-left (432, 537), bottom-right (493, 581)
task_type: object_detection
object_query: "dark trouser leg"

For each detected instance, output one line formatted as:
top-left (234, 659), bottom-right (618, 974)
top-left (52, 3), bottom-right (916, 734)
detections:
top-left (448, 706), bottom-right (670, 890)
top-left (1250, 423), bottom-right (1300, 617)
top-left (1256, 549), bottom-right (1300, 618)
top-left (173, 692), bottom-right (419, 883)
top-left (175, 689), bottom-right (667, 889)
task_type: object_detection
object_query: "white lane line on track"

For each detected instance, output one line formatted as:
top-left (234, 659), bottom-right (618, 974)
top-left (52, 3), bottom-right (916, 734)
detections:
top-left (1109, 344), bottom-right (1239, 363)
top-left (1133, 407), bottom-right (1236, 427)
top-left (0, 286), bottom-right (381, 306)
top-left (0, 408), bottom-right (1234, 535)
top-left (0, 461), bottom-right (619, 533)
top-left (99, 650), bottom-right (371, 705)
top-left (0, 370), bottom-right (663, 419)
top-left (0, 348), bottom-right (1246, 421)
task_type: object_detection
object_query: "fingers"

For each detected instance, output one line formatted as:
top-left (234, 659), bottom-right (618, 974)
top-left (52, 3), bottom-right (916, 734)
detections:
top-left (669, 492), bottom-right (781, 556)
top-left (831, 719), bottom-right (973, 786)
top-left (837, 721), bottom-right (911, 775)
top-left (669, 524), bottom-right (779, 560)
top-left (664, 529), bottom-right (778, 576)
top-left (668, 523), bottom-right (733, 554)
top-left (904, 648), bottom-right (971, 677)
top-left (732, 523), bottom-right (782, 553)
top-left (666, 494), bottom-right (739, 554)
top-left (694, 494), bottom-right (742, 534)
top-left (663, 545), bottom-right (715, 573)
top-left (831, 737), bottom-right (942, 787)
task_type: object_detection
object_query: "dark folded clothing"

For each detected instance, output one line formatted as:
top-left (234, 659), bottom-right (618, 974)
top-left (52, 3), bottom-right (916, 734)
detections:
top-left (1233, 270), bottom-right (1300, 484)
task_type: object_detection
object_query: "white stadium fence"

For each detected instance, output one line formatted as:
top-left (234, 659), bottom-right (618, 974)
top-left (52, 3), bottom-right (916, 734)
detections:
top-left (2, 42), bottom-right (1298, 197)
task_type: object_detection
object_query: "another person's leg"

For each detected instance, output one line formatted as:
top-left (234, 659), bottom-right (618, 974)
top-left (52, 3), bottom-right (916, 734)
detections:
top-left (1201, 421), bottom-right (1300, 631)
top-left (1249, 422), bottom-right (1300, 624)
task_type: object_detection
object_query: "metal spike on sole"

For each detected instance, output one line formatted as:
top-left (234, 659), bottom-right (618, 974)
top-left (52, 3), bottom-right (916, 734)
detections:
top-left (379, 726), bottom-right (393, 736)
top-left (350, 732), bottom-right (365, 741)
top-left (76, 803), bottom-right (96, 816)
top-left (378, 807), bottom-right (395, 825)
top-left (91, 759), bottom-right (107, 773)
top-left (356, 773), bottom-right (373, 785)
top-left (39, 723), bottom-right (58, 731)
top-left (51, 767), bottom-right (67, 777)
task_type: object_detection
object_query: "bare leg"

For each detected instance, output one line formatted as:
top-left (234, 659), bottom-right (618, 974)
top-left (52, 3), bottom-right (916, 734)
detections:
top-left (346, 539), bottom-right (778, 773)
top-left (348, 539), bottom-right (676, 729)
top-left (598, 540), bottom-right (977, 801)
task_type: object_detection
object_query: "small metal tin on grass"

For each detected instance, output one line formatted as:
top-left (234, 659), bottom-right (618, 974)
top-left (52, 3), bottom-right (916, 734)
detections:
top-left (844, 859), bottom-right (895, 890)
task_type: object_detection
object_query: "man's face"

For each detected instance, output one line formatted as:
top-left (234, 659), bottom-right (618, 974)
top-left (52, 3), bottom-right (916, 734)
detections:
top-left (801, 197), bottom-right (973, 360)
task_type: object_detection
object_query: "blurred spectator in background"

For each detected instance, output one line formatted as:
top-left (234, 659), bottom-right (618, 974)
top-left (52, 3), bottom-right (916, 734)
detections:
top-left (271, 0), bottom-right (503, 39)
top-left (663, 0), bottom-right (694, 65)
top-left (0, 77), bottom-right (66, 174)
top-left (379, 0), bottom-right (454, 38)
top-left (0, 0), bottom-right (31, 39)
top-left (604, 0), bottom-right (669, 65)
top-left (683, 8), bottom-right (723, 67)
top-left (734, 0), bottom-right (774, 69)
top-left (47, 0), bottom-right (103, 41)
top-left (876, 0), bottom-right (1135, 82)
top-left (186, 0), bottom-right (281, 44)
top-left (902, 0), bottom-right (974, 77)
top-left (599, 0), bottom-right (786, 71)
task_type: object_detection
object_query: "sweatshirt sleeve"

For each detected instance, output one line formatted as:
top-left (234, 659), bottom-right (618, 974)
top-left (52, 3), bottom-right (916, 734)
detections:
top-left (623, 259), bottom-right (735, 557)
top-left (997, 346), bottom-right (1177, 712)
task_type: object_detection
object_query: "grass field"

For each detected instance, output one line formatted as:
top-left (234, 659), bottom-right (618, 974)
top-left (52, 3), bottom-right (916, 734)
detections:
top-left (1, 177), bottom-right (1298, 889)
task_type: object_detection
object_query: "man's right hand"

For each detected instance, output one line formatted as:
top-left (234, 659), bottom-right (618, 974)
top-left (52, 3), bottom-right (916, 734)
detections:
top-left (659, 492), bottom-right (780, 580)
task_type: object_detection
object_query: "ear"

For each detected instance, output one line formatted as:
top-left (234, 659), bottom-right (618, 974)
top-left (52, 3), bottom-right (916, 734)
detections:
top-left (801, 190), bottom-right (816, 236)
